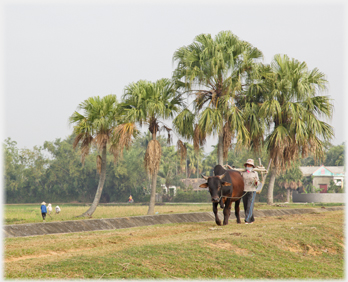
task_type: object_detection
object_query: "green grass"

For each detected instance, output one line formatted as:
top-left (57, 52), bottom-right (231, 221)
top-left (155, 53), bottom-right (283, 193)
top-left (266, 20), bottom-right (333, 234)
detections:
top-left (4, 210), bottom-right (344, 279)
top-left (4, 202), bottom-right (344, 225)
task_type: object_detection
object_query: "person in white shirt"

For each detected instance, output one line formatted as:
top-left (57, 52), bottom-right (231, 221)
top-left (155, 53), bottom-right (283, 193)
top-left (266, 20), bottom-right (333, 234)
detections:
top-left (55, 206), bottom-right (61, 214)
top-left (47, 203), bottom-right (52, 215)
top-left (240, 159), bottom-right (259, 224)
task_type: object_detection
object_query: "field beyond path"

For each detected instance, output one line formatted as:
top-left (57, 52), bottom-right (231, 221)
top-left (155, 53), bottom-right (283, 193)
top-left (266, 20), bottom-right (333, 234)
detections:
top-left (4, 210), bottom-right (344, 279)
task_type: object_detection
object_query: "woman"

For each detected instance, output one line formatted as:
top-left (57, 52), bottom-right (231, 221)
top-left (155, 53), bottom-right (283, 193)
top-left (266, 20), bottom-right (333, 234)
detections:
top-left (240, 159), bottom-right (259, 224)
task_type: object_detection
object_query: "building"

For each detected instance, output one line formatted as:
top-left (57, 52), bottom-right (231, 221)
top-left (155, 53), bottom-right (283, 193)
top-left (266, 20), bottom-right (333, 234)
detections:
top-left (299, 165), bottom-right (345, 193)
top-left (161, 184), bottom-right (177, 196)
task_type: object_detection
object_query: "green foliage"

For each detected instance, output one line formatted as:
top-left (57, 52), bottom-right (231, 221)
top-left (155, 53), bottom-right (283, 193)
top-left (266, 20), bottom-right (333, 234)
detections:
top-left (324, 143), bottom-right (345, 166)
top-left (172, 31), bottom-right (263, 163)
top-left (301, 176), bottom-right (314, 193)
top-left (4, 134), bottom-right (189, 204)
top-left (172, 190), bottom-right (210, 203)
top-left (4, 138), bottom-right (51, 203)
top-left (327, 180), bottom-right (343, 194)
top-left (4, 133), bottom-right (343, 204)
top-left (300, 142), bottom-right (344, 166)
top-left (260, 54), bottom-right (333, 171)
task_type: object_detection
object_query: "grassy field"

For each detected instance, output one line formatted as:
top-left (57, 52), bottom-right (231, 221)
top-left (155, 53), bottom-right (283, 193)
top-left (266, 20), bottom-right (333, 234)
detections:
top-left (4, 202), bottom-right (344, 225)
top-left (4, 210), bottom-right (344, 279)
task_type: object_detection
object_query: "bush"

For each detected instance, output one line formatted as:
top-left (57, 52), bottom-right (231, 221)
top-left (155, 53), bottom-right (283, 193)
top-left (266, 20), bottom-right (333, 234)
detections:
top-left (162, 194), bottom-right (173, 202)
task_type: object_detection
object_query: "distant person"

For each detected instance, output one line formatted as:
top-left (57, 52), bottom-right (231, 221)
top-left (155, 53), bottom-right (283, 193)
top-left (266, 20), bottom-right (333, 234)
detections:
top-left (128, 195), bottom-right (133, 203)
top-left (55, 205), bottom-right (61, 214)
top-left (40, 202), bottom-right (47, 221)
top-left (47, 203), bottom-right (52, 215)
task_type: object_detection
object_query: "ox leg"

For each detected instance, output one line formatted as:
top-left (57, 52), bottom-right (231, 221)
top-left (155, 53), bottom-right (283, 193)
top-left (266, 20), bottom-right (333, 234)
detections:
top-left (223, 199), bottom-right (232, 225)
top-left (213, 202), bottom-right (221, 226)
top-left (220, 197), bottom-right (225, 209)
top-left (234, 199), bottom-right (241, 224)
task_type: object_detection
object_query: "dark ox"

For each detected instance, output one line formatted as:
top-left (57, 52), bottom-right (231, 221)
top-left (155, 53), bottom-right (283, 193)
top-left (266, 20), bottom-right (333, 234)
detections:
top-left (199, 164), bottom-right (244, 226)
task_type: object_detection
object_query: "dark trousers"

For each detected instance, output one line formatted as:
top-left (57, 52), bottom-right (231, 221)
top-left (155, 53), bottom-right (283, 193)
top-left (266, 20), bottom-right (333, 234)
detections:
top-left (42, 213), bottom-right (46, 220)
top-left (243, 192), bottom-right (255, 223)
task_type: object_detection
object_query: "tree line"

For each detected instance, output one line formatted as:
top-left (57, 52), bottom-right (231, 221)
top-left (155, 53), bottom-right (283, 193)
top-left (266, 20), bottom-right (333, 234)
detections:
top-left (4, 134), bottom-right (343, 204)
top-left (4, 31), bottom-right (337, 216)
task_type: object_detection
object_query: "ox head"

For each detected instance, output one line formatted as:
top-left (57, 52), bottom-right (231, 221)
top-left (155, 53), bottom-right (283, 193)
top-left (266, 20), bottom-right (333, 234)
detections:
top-left (199, 173), bottom-right (232, 203)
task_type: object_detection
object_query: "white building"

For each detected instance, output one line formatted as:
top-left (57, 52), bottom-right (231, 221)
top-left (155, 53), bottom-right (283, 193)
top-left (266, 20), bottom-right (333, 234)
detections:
top-left (300, 165), bottom-right (345, 192)
top-left (161, 184), bottom-right (177, 196)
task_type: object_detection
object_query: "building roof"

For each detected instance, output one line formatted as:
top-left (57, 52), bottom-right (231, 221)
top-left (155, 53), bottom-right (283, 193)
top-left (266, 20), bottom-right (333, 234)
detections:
top-left (300, 166), bottom-right (345, 177)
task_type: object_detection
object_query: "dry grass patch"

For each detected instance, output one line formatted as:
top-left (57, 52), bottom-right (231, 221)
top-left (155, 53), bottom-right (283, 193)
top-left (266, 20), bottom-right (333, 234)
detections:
top-left (206, 240), bottom-right (250, 255)
top-left (276, 238), bottom-right (324, 256)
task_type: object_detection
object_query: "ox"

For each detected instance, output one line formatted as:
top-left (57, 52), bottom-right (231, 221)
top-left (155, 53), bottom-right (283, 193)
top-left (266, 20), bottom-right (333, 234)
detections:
top-left (199, 164), bottom-right (244, 226)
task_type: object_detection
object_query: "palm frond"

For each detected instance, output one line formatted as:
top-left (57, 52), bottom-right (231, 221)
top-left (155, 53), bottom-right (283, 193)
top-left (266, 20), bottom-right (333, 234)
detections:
top-left (110, 122), bottom-right (138, 163)
top-left (193, 124), bottom-right (206, 153)
top-left (176, 140), bottom-right (187, 168)
top-left (172, 109), bottom-right (195, 140)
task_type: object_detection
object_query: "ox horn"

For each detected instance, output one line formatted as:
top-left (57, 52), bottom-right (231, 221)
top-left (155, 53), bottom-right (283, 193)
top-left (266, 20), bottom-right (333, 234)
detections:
top-left (217, 173), bottom-right (226, 180)
top-left (201, 174), bottom-right (209, 180)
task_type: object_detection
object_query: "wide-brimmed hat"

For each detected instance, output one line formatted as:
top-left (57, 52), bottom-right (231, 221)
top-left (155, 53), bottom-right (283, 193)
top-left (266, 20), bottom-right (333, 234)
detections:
top-left (244, 159), bottom-right (255, 168)
top-left (41, 202), bottom-right (46, 205)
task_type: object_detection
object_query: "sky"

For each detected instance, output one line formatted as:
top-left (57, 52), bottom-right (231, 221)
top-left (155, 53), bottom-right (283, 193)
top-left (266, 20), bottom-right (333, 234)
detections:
top-left (1, 0), bottom-right (347, 154)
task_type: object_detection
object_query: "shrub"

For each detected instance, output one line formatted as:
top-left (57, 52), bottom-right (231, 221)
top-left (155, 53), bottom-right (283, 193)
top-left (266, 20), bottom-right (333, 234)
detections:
top-left (172, 190), bottom-right (210, 203)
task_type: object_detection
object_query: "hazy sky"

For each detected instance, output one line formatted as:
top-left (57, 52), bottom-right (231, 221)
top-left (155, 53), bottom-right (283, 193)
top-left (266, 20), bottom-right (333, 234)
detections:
top-left (2, 0), bottom-right (347, 154)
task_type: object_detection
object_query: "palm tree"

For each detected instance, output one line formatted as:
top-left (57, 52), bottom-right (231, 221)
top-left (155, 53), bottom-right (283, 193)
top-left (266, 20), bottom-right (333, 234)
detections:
top-left (69, 95), bottom-right (135, 217)
top-left (259, 54), bottom-right (334, 204)
top-left (120, 78), bottom-right (184, 215)
top-left (173, 31), bottom-right (263, 164)
top-left (235, 63), bottom-right (272, 154)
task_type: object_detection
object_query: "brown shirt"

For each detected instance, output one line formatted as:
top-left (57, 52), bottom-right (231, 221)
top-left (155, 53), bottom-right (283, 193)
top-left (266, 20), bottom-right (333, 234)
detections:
top-left (241, 170), bottom-right (259, 192)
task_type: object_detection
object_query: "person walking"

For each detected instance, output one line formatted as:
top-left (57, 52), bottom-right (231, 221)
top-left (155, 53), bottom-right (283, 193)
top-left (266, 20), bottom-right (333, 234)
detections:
top-left (240, 159), bottom-right (259, 224)
top-left (40, 202), bottom-right (47, 221)
top-left (47, 203), bottom-right (52, 215)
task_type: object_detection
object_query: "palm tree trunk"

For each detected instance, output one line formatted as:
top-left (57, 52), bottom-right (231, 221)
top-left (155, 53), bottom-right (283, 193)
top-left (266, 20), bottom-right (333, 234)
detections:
top-left (267, 167), bottom-right (277, 205)
top-left (147, 132), bottom-right (158, 215)
top-left (77, 143), bottom-right (107, 217)
top-left (147, 171), bottom-right (157, 215)
top-left (217, 130), bottom-right (224, 165)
